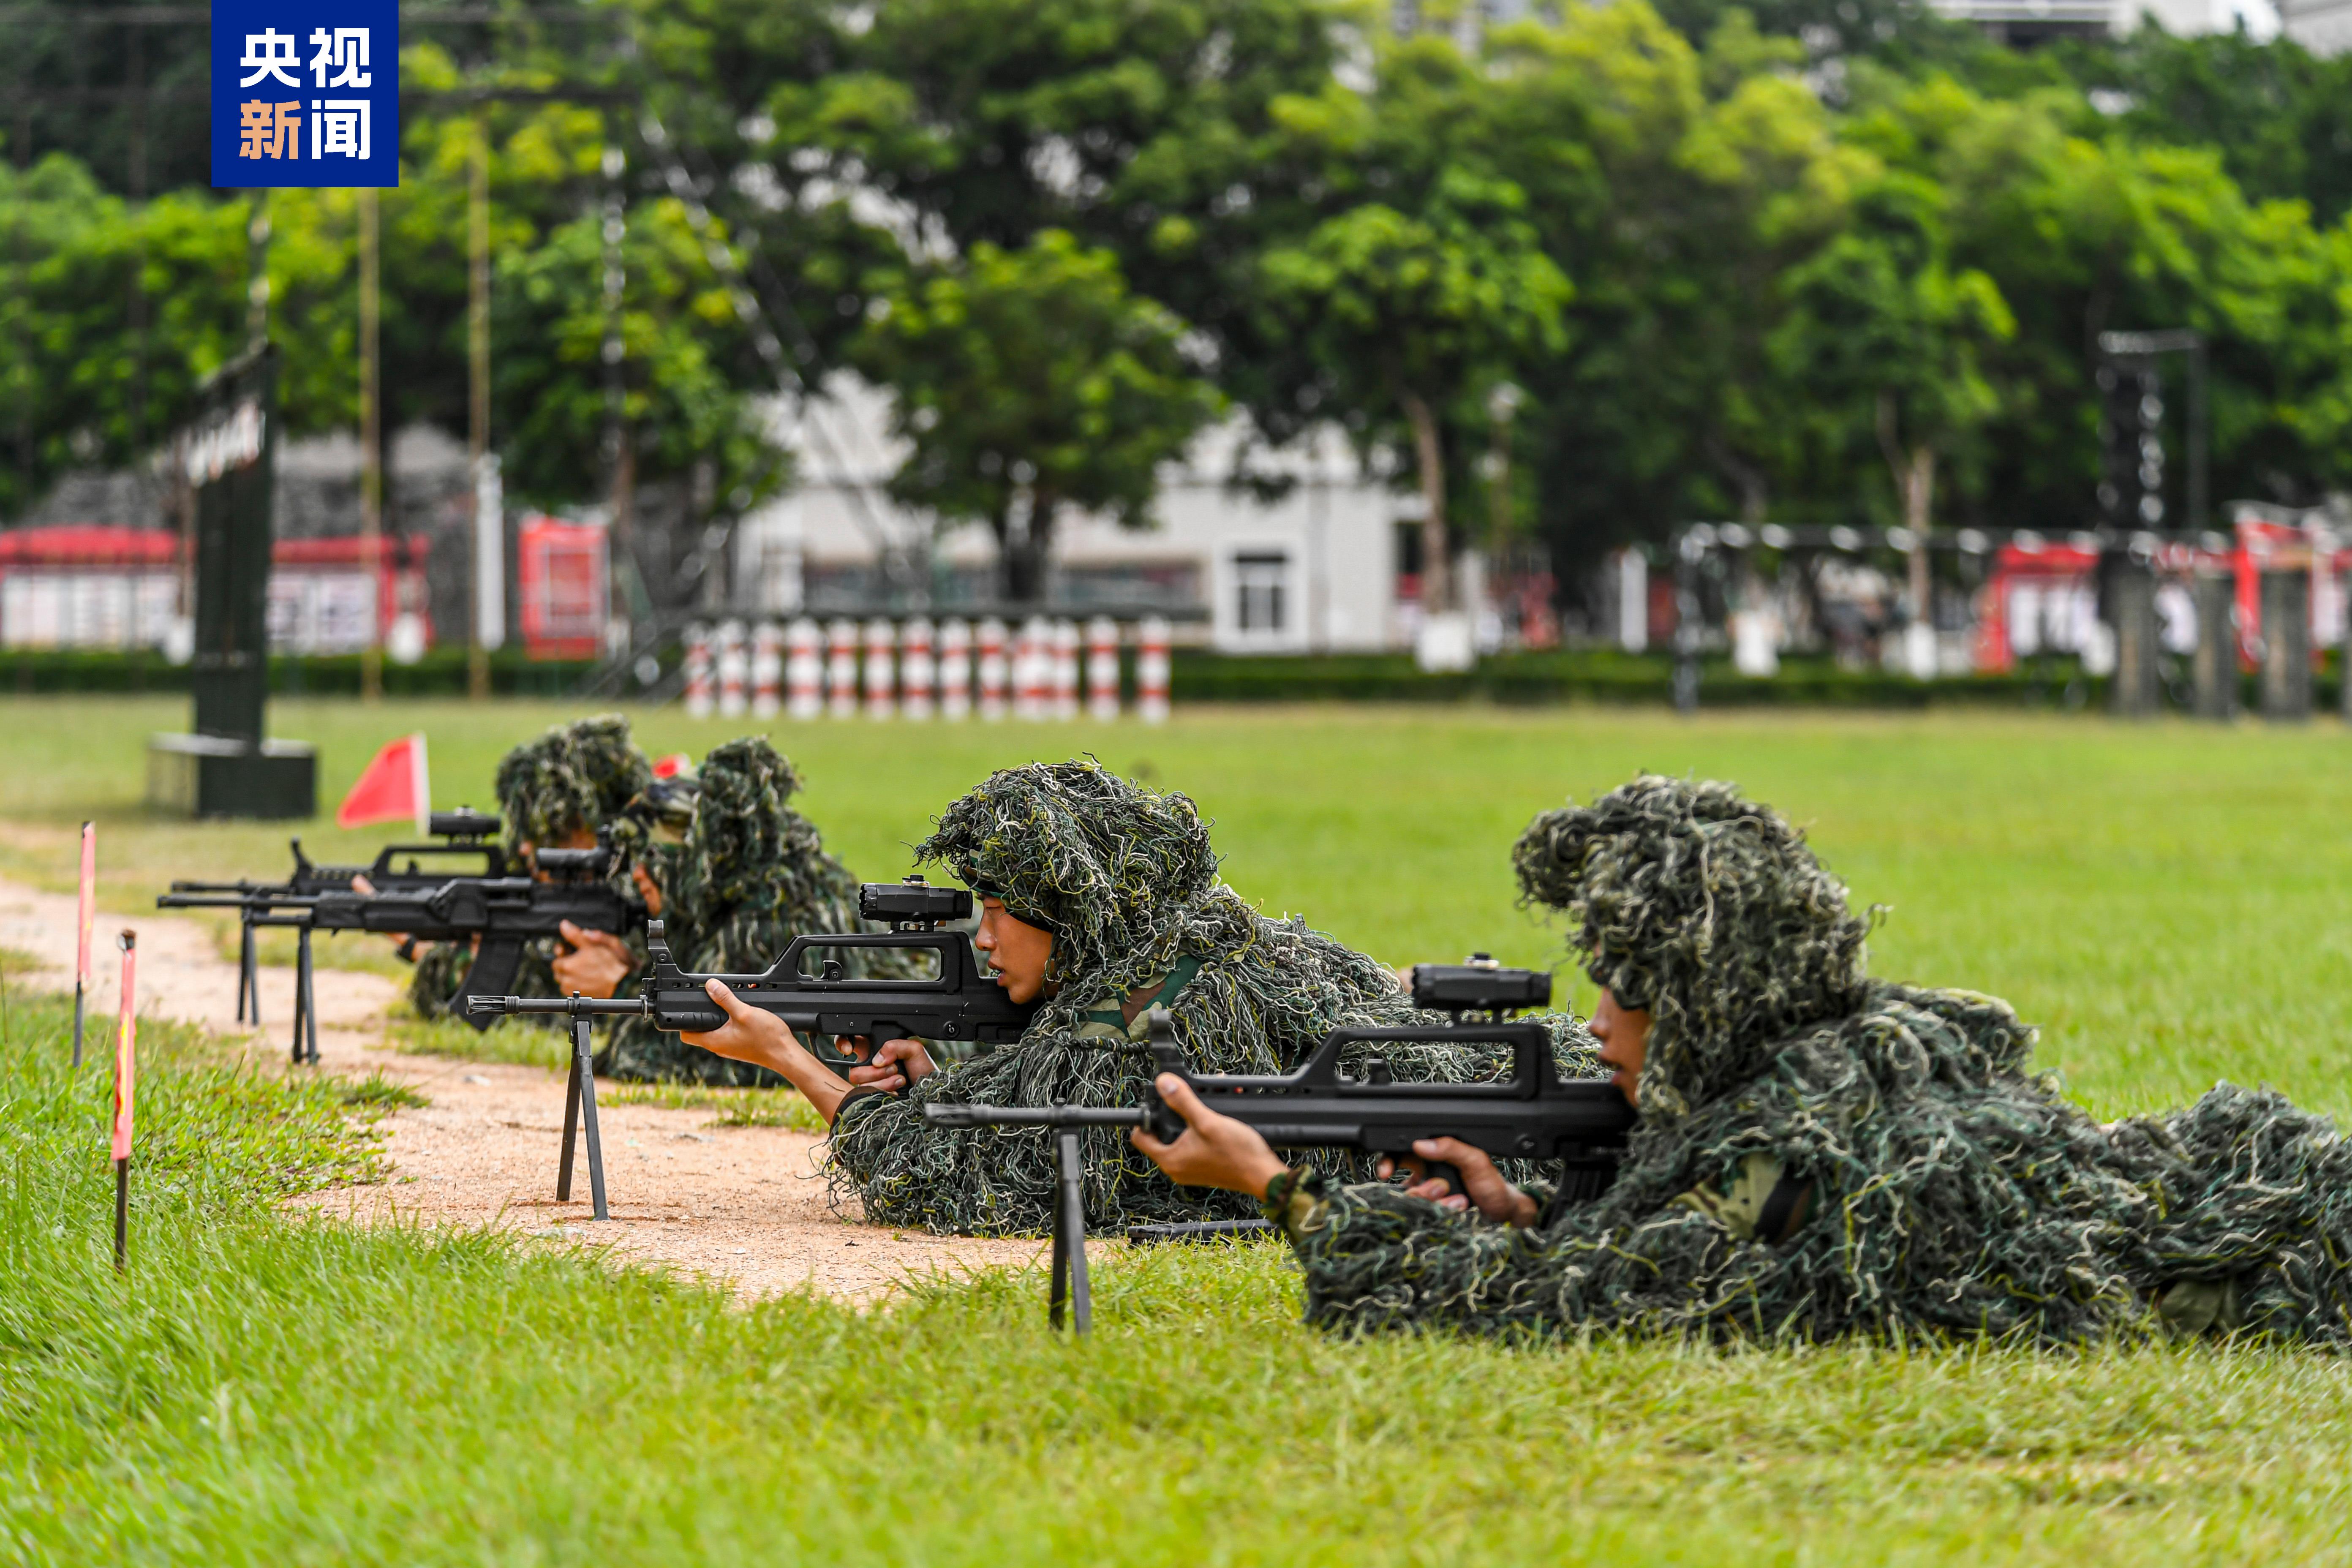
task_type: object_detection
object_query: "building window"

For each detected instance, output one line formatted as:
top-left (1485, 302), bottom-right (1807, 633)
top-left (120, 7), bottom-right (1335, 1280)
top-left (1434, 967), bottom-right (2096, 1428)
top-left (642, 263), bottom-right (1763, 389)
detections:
top-left (1233, 551), bottom-right (1289, 634)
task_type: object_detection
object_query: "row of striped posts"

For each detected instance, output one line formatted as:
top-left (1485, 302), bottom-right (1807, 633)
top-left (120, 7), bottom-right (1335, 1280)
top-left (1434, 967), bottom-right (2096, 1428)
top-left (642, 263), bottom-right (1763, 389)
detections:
top-left (681, 615), bottom-right (1173, 723)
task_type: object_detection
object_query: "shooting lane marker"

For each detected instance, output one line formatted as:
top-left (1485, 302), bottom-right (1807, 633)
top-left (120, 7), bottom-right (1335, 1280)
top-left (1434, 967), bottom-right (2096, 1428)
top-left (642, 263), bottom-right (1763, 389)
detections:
top-left (73, 822), bottom-right (94, 1069)
top-left (977, 618), bottom-right (1009, 721)
top-left (1086, 617), bottom-right (1121, 720)
top-left (683, 623), bottom-right (715, 719)
top-left (785, 618), bottom-right (822, 720)
top-left (1138, 616), bottom-right (1171, 724)
top-left (825, 618), bottom-right (859, 718)
top-left (554, 996), bottom-right (611, 1221)
top-left (112, 929), bottom-right (136, 1273)
top-left (938, 617), bottom-right (972, 721)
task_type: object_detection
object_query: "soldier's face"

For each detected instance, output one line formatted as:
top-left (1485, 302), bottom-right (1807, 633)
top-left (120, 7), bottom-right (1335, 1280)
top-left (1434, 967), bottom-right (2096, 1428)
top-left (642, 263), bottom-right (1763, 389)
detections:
top-left (975, 897), bottom-right (1054, 1004)
top-left (1590, 988), bottom-right (1652, 1107)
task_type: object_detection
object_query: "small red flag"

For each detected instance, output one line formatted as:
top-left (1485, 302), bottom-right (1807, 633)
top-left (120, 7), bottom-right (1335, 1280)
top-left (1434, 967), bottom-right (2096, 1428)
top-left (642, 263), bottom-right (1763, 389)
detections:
top-left (112, 931), bottom-right (136, 1163)
top-left (651, 752), bottom-right (691, 780)
top-left (337, 733), bottom-right (431, 832)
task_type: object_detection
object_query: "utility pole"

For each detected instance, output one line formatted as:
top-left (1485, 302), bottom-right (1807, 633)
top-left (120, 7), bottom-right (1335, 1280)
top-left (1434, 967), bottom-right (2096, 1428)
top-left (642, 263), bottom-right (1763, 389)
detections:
top-left (359, 186), bottom-right (383, 703)
top-left (467, 113), bottom-right (493, 701)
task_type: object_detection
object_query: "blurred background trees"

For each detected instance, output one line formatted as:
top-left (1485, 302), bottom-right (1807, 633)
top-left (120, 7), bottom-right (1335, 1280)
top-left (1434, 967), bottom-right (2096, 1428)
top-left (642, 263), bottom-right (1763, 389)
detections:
top-left (5, 0), bottom-right (2350, 602)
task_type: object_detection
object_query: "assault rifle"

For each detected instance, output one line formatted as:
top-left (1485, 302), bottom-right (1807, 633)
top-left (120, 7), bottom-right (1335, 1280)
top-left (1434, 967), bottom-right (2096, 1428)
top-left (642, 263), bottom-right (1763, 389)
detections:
top-left (158, 808), bottom-right (508, 1031)
top-left (921, 958), bottom-right (1635, 1332)
top-left (159, 837), bottom-right (642, 1035)
top-left (464, 875), bottom-right (1038, 1066)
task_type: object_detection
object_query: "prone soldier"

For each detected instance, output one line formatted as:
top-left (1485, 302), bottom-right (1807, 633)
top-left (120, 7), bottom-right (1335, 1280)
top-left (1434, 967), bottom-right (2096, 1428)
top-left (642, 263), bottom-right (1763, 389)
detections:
top-left (675, 759), bottom-right (1598, 1236)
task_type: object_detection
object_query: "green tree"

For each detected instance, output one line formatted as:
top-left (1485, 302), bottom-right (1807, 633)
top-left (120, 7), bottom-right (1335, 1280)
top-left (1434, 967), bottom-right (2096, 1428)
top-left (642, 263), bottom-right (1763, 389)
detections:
top-left (852, 229), bottom-right (1222, 602)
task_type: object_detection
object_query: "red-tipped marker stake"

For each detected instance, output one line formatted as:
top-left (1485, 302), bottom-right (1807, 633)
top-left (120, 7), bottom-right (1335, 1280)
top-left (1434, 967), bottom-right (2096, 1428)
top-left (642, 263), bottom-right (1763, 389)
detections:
top-left (112, 929), bottom-right (136, 1273)
top-left (73, 822), bottom-right (94, 1069)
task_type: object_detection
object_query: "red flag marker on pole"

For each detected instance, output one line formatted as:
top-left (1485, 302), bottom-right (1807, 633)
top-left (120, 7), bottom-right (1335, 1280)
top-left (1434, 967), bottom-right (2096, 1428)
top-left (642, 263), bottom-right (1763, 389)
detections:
top-left (112, 929), bottom-right (136, 1273)
top-left (336, 732), bottom-right (431, 833)
top-left (73, 821), bottom-right (94, 1070)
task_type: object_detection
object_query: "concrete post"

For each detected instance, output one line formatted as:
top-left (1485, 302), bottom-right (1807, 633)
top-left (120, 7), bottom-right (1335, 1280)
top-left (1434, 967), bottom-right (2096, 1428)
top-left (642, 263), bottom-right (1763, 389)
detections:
top-left (2108, 561), bottom-right (2159, 717)
top-left (2190, 574), bottom-right (2235, 721)
top-left (2260, 568), bottom-right (2311, 721)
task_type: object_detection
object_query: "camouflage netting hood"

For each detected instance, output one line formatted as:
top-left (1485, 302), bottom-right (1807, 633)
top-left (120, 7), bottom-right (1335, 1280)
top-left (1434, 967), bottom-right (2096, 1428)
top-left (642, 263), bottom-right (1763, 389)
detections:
top-left (827, 759), bottom-right (1584, 1234)
top-left (493, 714), bottom-right (652, 854)
top-left (1512, 775), bottom-right (1872, 1118)
top-left (1280, 775), bottom-right (2352, 1346)
top-left (911, 759), bottom-right (1222, 1027)
top-left (666, 737), bottom-right (836, 932)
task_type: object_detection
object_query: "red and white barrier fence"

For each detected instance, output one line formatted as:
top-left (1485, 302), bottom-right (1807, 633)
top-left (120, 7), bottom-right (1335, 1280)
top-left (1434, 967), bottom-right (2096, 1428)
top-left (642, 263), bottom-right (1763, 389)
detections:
top-left (825, 618), bottom-right (859, 718)
top-left (785, 617), bottom-right (822, 720)
top-left (716, 619), bottom-right (749, 719)
top-left (689, 614), bottom-right (1169, 721)
top-left (939, 617), bottom-right (972, 720)
top-left (977, 617), bottom-right (1009, 721)
top-left (683, 623), bottom-right (715, 719)
top-left (751, 620), bottom-right (782, 719)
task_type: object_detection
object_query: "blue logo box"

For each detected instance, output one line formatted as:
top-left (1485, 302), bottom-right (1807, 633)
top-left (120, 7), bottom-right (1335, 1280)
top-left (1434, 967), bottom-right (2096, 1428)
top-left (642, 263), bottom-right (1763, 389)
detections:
top-left (211, 0), bottom-right (400, 188)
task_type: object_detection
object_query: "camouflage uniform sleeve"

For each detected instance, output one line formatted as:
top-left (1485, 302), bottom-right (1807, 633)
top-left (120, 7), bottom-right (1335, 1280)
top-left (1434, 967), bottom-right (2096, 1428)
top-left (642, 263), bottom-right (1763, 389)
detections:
top-left (1261, 1157), bottom-right (1810, 1335)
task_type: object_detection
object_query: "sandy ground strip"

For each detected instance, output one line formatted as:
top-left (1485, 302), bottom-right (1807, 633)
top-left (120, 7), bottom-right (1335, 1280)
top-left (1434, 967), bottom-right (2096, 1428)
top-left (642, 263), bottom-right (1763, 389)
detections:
top-left (0, 869), bottom-right (1051, 1301)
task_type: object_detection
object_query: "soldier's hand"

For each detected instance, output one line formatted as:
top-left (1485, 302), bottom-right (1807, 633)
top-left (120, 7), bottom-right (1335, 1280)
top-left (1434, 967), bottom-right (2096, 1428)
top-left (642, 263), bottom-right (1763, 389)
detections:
top-left (1131, 1073), bottom-right (1290, 1198)
top-left (553, 922), bottom-right (635, 999)
top-left (682, 977), bottom-right (798, 1073)
top-left (631, 864), bottom-right (664, 918)
top-left (1377, 1139), bottom-right (1538, 1226)
top-left (845, 1037), bottom-right (934, 1094)
top-left (350, 875), bottom-right (418, 957)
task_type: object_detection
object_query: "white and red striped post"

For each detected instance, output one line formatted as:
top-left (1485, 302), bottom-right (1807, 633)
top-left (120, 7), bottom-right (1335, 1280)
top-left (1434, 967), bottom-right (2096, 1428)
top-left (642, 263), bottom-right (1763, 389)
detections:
top-left (825, 618), bottom-right (860, 718)
top-left (900, 616), bottom-right (936, 721)
top-left (1085, 616), bottom-right (1121, 720)
top-left (112, 928), bottom-right (136, 1272)
top-left (1138, 615), bottom-right (1171, 724)
top-left (1012, 616), bottom-right (1048, 721)
top-left (716, 619), bottom-right (749, 719)
top-left (938, 617), bottom-right (973, 721)
top-left (1051, 619), bottom-right (1081, 720)
top-left (785, 617), bottom-right (823, 721)
top-left (73, 821), bottom-right (94, 1070)
top-left (863, 618), bottom-right (898, 719)
top-left (683, 623), bottom-right (715, 719)
top-left (977, 617), bottom-right (1010, 721)
top-left (750, 621), bottom-right (783, 719)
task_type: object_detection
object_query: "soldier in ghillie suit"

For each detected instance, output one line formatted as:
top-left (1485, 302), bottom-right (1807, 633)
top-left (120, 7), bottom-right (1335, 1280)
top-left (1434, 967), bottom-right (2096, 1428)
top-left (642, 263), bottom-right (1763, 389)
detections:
top-left (561, 735), bottom-right (918, 1086)
top-left (680, 759), bottom-right (1593, 1234)
top-left (1138, 774), bottom-right (2352, 1347)
top-left (403, 714), bottom-right (651, 1022)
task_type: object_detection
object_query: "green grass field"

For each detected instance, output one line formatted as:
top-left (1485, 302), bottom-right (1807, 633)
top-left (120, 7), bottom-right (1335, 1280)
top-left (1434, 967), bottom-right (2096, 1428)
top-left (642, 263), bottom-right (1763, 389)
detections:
top-left (3, 697), bottom-right (2349, 1563)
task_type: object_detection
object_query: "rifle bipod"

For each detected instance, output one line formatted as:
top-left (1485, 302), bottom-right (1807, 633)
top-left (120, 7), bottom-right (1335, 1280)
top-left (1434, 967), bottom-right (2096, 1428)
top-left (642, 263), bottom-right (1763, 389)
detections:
top-left (246, 913), bottom-right (318, 1064)
top-left (554, 1009), bottom-right (610, 1222)
top-left (1047, 1129), bottom-right (1092, 1334)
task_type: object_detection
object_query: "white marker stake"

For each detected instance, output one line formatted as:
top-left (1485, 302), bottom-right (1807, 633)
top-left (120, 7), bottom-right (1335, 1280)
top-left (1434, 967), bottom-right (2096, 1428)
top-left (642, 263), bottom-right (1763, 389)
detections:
top-left (112, 929), bottom-right (137, 1273)
top-left (73, 822), bottom-right (94, 1070)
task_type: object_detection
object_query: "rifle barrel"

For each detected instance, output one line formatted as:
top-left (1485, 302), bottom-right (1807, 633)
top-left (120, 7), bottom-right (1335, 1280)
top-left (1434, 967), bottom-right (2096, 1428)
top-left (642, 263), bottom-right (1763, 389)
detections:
top-left (923, 1104), bottom-right (1147, 1130)
top-left (467, 994), bottom-right (650, 1019)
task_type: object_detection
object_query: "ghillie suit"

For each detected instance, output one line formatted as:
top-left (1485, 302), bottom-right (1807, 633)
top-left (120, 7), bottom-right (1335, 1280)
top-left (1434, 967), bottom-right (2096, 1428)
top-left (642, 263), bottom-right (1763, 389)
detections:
top-left (406, 714), bottom-right (650, 1024)
top-left (600, 737), bottom-right (921, 1086)
top-left (828, 759), bottom-right (1596, 1236)
top-left (1271, 775), bottom-right (2352, 1347)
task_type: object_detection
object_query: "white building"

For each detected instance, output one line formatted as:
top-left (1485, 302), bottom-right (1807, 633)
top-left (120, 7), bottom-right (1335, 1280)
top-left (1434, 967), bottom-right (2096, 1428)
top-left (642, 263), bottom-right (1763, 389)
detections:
top-left (2279, 0), bottom-right (2352, 50)
top-left (1928, 0), bottom-right (2277, 37)
top-left (732, 376), bottom-right (1426, 653)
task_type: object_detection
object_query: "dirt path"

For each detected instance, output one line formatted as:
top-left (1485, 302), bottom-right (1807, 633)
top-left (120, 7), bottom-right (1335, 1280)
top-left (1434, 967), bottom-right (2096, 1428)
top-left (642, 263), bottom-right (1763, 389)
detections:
top-left (0, 872), bottom-right (1048, 1301)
